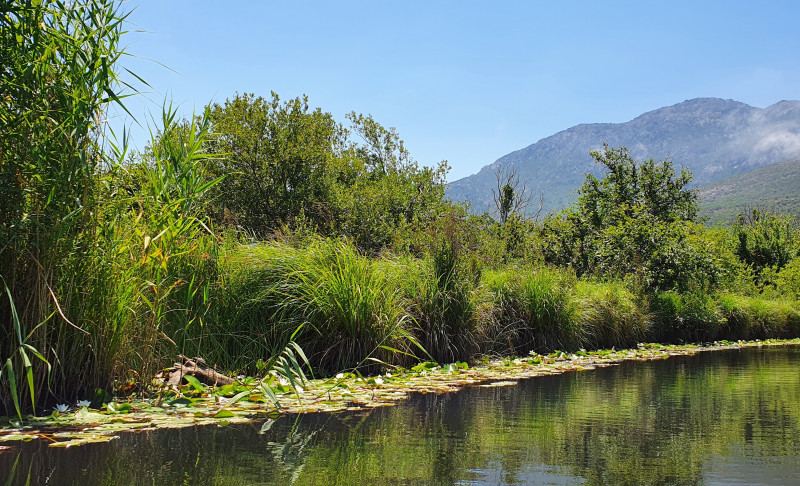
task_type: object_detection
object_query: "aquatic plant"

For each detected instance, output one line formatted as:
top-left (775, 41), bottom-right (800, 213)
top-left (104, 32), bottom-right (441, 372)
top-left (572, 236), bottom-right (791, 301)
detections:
top-left (1, 279), bottom-right (51, 420)
top-left (1, 0), bottom-right (133, 415)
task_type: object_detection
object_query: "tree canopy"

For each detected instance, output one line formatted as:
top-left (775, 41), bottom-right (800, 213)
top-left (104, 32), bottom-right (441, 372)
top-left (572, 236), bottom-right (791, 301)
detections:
top-left (192, 92), bottom-right (450, 251)
top-left (542, 145), bottom-right (717, 291)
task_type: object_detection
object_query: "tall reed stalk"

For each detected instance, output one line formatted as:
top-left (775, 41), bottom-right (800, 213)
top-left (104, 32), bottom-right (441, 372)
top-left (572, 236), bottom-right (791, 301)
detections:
top-left (1, 0), bottom-right (132, 414)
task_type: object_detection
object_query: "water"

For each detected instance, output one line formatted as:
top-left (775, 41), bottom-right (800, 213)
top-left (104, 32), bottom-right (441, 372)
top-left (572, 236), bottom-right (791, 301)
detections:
top-left (3, 346), bottom-right (800, 485)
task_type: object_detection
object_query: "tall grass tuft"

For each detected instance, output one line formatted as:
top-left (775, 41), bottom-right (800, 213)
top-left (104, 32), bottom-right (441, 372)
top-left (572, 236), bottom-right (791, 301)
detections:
top-left (575, 280), bottom-right (649, 350)
top-left (651, 291), bottom-right (721, 343)
top-left (214, 239), bottom-right (417, 375)
top-left (717, 293), bottom-right (800, 339)
top-left (407, 234), bottom-right (479, 364)
top-left (482, 266), bottom-right (578, 354)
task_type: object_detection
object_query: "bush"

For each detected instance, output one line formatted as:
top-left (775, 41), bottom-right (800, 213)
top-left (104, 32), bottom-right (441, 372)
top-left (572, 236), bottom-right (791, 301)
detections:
top-left (733, 210), bottom-right (799, 283)
top-left (772, 259), bottom-right (800, 300)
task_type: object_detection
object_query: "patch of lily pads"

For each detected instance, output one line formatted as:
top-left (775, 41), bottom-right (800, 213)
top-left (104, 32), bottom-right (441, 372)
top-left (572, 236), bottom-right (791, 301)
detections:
top-left (1, 338), bottom-right (797, 448)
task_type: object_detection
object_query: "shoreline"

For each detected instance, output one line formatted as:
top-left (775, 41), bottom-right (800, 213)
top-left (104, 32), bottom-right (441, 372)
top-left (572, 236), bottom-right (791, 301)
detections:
top-left (1, 338), bottom-right (798, 449)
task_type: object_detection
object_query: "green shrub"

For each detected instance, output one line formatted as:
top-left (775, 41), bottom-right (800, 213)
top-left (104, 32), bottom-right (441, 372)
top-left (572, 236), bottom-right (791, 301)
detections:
top-left (774, 259), bottom-right (800, 300)
top-left (733, 210), bottom-right (799, 283)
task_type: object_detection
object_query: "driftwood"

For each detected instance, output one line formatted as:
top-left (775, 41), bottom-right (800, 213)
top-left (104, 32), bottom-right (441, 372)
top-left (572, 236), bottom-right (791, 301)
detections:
top-left (166, 355), bottom-right (235, 387)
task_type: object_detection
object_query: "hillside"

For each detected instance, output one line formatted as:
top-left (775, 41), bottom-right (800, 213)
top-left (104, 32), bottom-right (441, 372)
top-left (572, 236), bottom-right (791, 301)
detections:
top-left (447, 98), bottom-right (800, 215)
top-left (697, 158), bottom-right (800, 225)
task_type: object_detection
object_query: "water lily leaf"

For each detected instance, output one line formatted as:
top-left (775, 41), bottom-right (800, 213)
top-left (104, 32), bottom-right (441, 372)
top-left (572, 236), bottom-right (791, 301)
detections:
top-left (106, 402), bottom-right (131, 414)
top-left (49, 435), bottom-right (118, 448)
top-left (73, 408), bottom-right (106, 422)
top-left (168, 397), bottom-right (196, 407)
top-left (212, 410), bottom-right (235, 418)
top-left (411, 362), bottom-right (438, 372)
top-left (0, 434), bottom-right (38, 442)
top-left (245, 394), bottom-right (267, 403)
top-left (478, 380), bottom-right (518, 388)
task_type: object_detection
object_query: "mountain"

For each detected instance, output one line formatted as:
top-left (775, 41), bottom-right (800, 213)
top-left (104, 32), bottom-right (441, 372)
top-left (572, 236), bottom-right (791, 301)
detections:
top-left (447, 98), bottom-right (800, 215)
top-left (697, 158), bottom-right (800, 225)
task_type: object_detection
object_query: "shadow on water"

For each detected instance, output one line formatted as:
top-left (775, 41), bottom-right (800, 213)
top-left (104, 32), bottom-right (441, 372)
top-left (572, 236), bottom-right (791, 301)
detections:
top-left (3, 347), bottom-right (800, 485)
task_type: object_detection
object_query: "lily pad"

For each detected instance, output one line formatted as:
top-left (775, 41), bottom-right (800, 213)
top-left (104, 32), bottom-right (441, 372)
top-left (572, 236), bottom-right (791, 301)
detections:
top-left (49, 434), bottom-right (119, 448)
top-left (479, 381), bottom-right (518, 388)
top-left (0, 434), bottom-right (38, 442)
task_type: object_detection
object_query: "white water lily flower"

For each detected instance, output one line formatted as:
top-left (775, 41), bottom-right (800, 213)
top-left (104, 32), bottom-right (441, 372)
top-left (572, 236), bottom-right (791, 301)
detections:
top-left (77, 400), bottom-right (91, 408)
top-left (374, 377), bottom-right (384, 386)
top-left (53, 404), bottom-right (69, 413)
top-left (335, 373), bottom-right (344, 379)
top-left (385, 372), bottom-right (392, 378)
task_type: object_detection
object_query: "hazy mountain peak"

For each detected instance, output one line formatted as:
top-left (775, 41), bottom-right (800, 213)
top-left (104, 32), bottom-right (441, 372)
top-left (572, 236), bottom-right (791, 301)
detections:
top-left (447, 98), bottom-right (800, 215)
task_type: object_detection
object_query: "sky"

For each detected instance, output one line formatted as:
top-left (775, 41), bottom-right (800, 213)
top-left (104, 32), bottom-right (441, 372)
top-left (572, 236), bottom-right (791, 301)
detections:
top-left (111, 0), bottom-right (800, 181)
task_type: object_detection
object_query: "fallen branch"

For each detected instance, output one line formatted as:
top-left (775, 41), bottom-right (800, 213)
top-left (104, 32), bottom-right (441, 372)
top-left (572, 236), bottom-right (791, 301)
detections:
top-left (166, 355), bottom-right (234, 387)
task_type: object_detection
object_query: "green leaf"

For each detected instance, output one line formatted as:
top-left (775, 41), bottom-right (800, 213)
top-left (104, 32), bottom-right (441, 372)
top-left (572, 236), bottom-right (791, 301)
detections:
top-left (5, 359), bottom-right (22, 421)
top-left (182, 375), bottom-right (205, 393)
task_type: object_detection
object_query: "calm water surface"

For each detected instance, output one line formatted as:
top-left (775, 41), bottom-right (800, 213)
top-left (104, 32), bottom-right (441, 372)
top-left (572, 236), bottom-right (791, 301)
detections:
top-left (3, 346), bottom-right (800, 485)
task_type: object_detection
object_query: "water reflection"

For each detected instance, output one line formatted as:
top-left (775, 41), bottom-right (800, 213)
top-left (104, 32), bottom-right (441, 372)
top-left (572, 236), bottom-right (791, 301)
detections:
top-left (3, 347), bottom-right (800, 485)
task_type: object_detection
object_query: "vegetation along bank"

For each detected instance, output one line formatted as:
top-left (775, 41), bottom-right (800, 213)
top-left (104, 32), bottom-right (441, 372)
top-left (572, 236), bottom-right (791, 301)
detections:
top-left (2, 0), bottom-right (800, 422)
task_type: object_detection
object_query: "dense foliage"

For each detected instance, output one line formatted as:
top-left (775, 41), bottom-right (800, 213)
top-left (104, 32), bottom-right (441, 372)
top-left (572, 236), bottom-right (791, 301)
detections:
top-left (203, 93), bottom-right (449, 252)
top-left (1, 0), bottom-right (799, 419)
top-left (540, 145), bottom-right (720, 291)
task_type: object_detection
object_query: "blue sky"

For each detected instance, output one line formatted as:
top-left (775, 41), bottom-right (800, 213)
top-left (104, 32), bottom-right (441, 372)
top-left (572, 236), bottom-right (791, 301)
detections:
top-left (112, 0), bottom-right (800, 181)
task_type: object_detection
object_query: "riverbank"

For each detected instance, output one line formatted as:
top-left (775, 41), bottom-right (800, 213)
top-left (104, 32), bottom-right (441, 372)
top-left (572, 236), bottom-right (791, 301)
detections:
top-left (2, 338), bottom-right (797, 449)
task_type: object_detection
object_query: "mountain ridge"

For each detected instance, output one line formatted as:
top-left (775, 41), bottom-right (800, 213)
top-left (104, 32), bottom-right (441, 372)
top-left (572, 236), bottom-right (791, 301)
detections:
top-left (697, 157), bottom-right (800, 225)
top-left (447, 98), bottom-right (800, 215)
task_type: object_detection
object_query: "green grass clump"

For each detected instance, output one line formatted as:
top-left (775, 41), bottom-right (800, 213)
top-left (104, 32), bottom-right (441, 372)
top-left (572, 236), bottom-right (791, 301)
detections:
top-left (717, 293), bottom-right (800, 339)
top-left (404, 239), bottom-right (479, 364)
top-left (216, 239), bottom-right (416, 375)
top-left (651, 291), bottom-right (722, 343)
top-left (482, 266), bottom-right (579, 354)
top-left (575, 280), bottom-right (649, 350)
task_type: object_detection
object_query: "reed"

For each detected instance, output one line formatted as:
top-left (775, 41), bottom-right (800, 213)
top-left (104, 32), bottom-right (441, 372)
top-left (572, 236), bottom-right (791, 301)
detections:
top-left (1, 0), bottom-right (133, 414)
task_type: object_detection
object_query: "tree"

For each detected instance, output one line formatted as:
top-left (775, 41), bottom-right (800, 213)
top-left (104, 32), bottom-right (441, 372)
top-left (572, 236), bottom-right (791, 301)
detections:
top-left (733, 209), bottom-right (799, 284)
top-left (205, 92), bottom-right (345, 234)
top-left (491, 165), bottom-right (540, 224)
top-left (201, 93), bottom-right (450, 251)
top-left (576, 144), bottom-right (697, 229)
top-left (335, 113), bottom-right (450, 252)
top-left (542, 145), bottom-right (717, 291)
